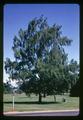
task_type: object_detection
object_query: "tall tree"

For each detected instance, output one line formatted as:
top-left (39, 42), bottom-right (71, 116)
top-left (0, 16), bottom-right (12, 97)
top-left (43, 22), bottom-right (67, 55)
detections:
top-left (5, 15), bottom-right (73, 103)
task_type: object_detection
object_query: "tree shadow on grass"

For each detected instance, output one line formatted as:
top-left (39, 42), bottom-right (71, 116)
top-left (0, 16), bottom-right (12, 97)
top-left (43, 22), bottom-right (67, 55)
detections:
top-left (3, 101), bottom-right (61, 104)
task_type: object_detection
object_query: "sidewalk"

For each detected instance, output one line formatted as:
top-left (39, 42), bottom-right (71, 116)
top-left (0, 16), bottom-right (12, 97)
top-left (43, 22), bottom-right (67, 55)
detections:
top-left (4, 109), bottom-right (79, 115)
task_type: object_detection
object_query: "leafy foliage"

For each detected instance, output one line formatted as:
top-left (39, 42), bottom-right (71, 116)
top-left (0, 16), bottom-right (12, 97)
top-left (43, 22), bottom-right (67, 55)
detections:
top-left (3, 82), bottom-right (12, 94)
top-left (5, 15), bottom-right (79, 102)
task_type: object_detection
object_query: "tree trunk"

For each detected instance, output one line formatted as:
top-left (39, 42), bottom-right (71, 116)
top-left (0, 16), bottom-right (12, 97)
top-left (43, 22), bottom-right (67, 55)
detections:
top-left (28, 93), bottom-right (31, 97)
top-left (43, 92), bottom-right (46, 98)
top-left (39, 93), bottom-right (42, 103)
top-left (35, 93), bottom-right (38, 96)
top-left (54, 94), bottom-right (56, 102)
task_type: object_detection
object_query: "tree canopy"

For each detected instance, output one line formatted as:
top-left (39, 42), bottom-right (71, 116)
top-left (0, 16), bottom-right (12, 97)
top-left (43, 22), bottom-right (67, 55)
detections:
top-left (5, 15), bottom-right (79, 103)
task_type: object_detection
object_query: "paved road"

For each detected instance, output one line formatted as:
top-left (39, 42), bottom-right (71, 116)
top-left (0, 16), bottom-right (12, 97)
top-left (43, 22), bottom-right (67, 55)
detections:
top-left (4, 110), bottom-right (79, 116)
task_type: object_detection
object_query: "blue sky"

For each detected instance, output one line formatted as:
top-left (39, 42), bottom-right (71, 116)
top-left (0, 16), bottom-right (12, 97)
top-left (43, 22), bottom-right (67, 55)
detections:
top-left (3, 4), bottom-right (80, 81)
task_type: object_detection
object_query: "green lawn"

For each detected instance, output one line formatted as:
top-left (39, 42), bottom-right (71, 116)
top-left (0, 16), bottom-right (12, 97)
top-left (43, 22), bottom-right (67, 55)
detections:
top-left (3, 93), bottom-right (79, 112)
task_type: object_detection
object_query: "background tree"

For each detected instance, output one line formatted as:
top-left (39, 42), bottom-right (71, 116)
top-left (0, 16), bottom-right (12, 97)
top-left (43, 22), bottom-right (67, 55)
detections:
top-left (68, 59), bottom-right (79, 90)
top-left (3, 81), bottom-right (12, 94)
top-left (70, 78), bottom-right (80, 97)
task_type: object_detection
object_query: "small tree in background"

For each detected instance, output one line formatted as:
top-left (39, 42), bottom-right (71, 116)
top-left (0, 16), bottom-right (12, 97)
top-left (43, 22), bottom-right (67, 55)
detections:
top-left (3, 81), bottom-right (12, 94)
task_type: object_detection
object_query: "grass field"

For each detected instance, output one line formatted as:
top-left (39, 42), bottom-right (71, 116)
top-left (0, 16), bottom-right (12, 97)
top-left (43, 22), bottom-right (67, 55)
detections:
top-left (3, 93), bottom-right (79, 112)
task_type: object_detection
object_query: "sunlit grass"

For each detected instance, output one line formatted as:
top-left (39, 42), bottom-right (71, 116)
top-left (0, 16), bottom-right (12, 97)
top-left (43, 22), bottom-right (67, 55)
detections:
top-left (3, 93), bottom-right (79, 112)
